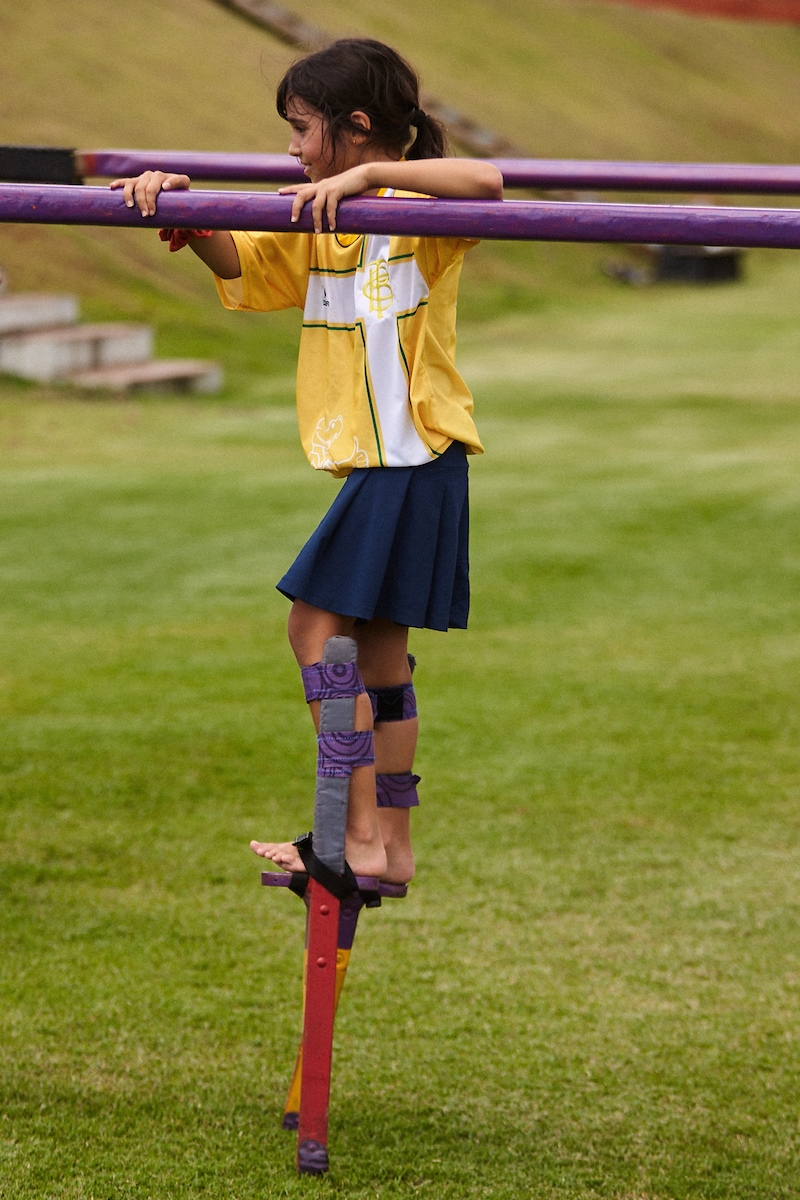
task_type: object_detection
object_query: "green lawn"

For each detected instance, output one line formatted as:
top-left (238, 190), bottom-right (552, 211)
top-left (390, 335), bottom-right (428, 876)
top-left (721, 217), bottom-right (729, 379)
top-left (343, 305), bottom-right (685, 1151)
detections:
top-left (2, 251), bottom-right (800, 1197)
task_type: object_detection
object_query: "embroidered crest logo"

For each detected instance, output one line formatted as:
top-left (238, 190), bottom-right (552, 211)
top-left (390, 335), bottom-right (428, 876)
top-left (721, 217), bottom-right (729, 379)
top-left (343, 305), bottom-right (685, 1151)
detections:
top-left (362, 259), bottom-right (394, 318)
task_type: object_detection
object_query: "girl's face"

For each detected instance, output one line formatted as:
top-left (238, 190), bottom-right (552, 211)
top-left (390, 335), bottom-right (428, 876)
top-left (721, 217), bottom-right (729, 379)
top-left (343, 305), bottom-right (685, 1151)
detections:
top-left (285, 96), bottom-right (370, 182)
top-left (286, 97), bottom-right (340, 182)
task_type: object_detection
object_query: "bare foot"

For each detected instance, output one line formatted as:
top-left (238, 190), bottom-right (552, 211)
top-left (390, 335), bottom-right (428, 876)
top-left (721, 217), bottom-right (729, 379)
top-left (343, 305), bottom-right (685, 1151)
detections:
top-left (378, 809), bottom-right (415, 885)
top-left (383, 845), bottom-right (415, 886)
top-left (250, 836), bottom-right (387, 879)
top-left (250, 840), bottom-right (304, 872)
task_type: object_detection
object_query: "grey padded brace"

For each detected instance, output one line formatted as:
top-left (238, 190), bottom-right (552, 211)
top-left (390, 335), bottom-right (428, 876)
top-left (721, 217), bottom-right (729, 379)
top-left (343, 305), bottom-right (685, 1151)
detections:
top-left (319, 696), bottom-right (355, 732)
top-left (313, 636), bottom-right (359, 873)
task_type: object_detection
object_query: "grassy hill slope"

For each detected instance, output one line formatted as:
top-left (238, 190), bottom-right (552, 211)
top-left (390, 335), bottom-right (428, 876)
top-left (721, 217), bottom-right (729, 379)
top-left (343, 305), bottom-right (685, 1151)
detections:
top-left (285, 0), bottom-right (800, 162)
top-left (4, 0), bottom-right (800, 170)
top-left (2, 0), bottom-right (800, 397)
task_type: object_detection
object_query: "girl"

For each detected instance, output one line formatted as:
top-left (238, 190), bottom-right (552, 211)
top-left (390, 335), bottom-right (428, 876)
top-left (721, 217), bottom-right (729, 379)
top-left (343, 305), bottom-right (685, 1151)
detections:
top-left (111, 38), bottom-right (503, 884)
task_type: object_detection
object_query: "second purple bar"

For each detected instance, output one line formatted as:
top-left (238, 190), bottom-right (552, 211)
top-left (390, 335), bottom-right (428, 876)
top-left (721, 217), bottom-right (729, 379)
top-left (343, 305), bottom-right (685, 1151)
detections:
top-left (79, 149), bottom-right (800, 196)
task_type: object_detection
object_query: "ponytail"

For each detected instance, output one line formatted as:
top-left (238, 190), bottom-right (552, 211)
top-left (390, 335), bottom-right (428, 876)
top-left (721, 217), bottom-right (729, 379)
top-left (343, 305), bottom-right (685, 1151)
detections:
top-left (406, 109), bottom-right (447, 160)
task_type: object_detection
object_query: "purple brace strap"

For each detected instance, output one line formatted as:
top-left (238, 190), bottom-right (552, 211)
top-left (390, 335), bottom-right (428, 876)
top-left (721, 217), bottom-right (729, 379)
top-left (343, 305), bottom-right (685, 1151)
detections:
top-left (376, 772), bottom-right (421, 808)
top-left (302, 661), bottom-right (365, 703)
top-left (317, 730), bottom-right (375, 778)
top-left (368, 682), bottom-right (417, 723)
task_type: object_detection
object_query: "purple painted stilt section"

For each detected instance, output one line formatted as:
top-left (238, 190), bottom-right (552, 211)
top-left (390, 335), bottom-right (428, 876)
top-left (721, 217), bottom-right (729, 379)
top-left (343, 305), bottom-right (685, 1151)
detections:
top-left (80, 149), bottom-right (800, 195)
top-left (2, 182), bottom-right (800, 248)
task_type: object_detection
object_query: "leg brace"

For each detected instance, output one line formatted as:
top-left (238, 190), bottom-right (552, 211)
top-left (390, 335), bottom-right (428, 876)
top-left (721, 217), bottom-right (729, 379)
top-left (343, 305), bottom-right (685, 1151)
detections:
top-left (367, 673), bottom-right (420, 810)
top-left (300, 637), bottom-right (374, 873)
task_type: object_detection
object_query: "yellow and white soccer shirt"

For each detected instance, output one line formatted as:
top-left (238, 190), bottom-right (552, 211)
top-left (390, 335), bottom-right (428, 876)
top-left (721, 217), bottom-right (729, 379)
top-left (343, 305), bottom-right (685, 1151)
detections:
top-left (214, 191), bottom-right (484, 477)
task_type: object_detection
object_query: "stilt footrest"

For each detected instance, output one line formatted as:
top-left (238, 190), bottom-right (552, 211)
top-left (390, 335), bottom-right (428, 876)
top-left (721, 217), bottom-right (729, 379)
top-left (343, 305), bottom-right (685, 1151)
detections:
top-left (261, 871), bottom-right (408, 899)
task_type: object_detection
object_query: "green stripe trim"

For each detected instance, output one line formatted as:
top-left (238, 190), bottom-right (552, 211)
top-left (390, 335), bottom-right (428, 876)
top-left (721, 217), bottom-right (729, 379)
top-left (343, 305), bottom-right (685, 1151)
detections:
top-left (395, 297), bottom-right (429, 374)
top-left (302, 321), bottom-right (357, 331)
top-left (396, 299), bottom-right (429, 318)
top-left (308, 240), bottom-right (365, 275)
top-left (309, 267), bottom-right (358, 277)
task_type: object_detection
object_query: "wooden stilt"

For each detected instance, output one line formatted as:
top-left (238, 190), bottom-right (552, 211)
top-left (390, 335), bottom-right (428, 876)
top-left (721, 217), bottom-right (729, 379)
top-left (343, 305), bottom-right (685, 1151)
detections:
top-left (295, 878), bottom-right (340, 1174)
top-left (262, 871), bottom-right (407, 1168)
top-left (260, 635), bottom-right (409, 1174)
top-left (282, 889), bottom-right (366, 1130)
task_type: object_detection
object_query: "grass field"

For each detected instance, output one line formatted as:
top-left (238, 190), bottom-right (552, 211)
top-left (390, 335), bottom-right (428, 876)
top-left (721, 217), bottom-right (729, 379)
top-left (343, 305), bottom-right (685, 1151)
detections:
top-left (2, 245), bottom-right (800, 1197)
top-left (3, 1), bottom-right (800, 1195)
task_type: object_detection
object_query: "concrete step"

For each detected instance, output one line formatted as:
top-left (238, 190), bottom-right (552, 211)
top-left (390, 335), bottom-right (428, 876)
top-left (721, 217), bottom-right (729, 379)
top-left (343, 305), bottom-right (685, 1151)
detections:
top-left (68, 358), bottom-right (223, 394)
top-left (0, 292), bottom-right (80, 335)
top-left (0, 322), bottom-right (153, 382)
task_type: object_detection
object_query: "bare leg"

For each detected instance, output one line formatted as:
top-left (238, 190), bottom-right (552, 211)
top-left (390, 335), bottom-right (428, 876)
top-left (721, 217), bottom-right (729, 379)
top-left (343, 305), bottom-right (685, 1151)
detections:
top-left (356, 620), bottom-right (417, 884)
top-left (250, 600), bottom-right (387, 878)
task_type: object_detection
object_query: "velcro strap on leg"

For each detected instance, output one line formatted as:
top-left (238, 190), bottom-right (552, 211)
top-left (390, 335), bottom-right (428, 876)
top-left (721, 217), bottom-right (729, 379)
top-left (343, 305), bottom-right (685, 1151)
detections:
top-left (368, 683), bottom-right (417, 723)
top-left (317, 730), bottom-right (375, 778)
top-left (375, 772), bottom-right (421, 808)
top-left (302, 661), bottom-right (365, 703)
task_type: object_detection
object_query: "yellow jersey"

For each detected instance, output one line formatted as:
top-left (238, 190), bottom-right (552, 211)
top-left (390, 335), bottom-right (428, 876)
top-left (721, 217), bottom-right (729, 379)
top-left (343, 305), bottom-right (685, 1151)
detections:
top-left (214, 191), bottom-right (483, 477)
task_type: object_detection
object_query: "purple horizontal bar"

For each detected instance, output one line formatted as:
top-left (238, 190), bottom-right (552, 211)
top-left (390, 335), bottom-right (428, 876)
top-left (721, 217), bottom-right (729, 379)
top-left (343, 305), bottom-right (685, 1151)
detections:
top-left (80, 149), bottom-right (307, 185)
top-left (81, 149), bottom-right (800, 196)
top-left (1, 182), bottom-right (800, 248)
top-left (495, 158), bottom-right (800, 195)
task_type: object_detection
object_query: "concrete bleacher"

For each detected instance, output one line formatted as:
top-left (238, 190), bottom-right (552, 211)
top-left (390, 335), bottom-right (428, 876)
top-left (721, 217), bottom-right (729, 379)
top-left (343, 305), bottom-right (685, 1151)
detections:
top-left (0, 290), bottom-right (222, 394)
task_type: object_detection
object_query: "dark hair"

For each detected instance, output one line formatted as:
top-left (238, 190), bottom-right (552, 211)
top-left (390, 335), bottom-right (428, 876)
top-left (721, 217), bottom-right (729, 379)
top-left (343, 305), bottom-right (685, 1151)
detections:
top-left (276, 38), bottom-right (447, 163)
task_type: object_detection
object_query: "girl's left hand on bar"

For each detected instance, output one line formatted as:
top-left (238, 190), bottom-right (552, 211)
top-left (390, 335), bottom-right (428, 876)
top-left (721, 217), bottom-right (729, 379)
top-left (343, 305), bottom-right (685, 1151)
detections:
top-left (280, 165), bottom-right (372, 233)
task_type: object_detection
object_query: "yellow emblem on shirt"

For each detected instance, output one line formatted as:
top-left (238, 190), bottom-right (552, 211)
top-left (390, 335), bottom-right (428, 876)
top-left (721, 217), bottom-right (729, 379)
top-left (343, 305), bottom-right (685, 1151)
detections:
top-left (362, 258), bottom-right (394, 318)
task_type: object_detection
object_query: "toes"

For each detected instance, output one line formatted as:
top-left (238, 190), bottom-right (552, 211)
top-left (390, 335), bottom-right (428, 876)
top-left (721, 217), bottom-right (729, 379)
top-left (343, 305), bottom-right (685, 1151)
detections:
top-left (249, 840), bottom-right (304, 872)
top-left (250, 841), bottom-right (277, 858)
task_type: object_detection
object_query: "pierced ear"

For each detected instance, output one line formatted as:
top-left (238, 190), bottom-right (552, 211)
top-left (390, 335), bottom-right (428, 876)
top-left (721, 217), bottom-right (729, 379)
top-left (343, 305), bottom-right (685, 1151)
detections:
top-left (349, 110), bottom-right (372, 138)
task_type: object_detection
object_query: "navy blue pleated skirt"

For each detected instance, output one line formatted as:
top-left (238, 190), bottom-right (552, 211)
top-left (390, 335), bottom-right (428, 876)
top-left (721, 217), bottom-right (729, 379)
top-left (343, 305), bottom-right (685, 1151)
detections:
top-left (277, 440), bottom-right (470, 631)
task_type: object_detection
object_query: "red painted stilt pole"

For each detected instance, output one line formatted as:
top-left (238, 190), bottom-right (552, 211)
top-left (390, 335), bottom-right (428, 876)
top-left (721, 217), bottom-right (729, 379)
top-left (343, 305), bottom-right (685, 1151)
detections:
top-left (296, 879), bottom-right (340, 1174)
top-left (262, 871), bottom-right (407, 1165)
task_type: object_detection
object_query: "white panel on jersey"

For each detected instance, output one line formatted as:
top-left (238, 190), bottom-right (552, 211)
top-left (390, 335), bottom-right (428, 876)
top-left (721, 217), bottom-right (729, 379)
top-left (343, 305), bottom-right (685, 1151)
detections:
top-left (355, 231), bottom-right (432, 467)
top-left (304, 273), bottom-right (356, 326)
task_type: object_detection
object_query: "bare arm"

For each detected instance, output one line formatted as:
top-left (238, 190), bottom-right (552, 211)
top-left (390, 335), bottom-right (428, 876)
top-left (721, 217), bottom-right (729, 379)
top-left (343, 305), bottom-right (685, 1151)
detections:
top-left (280, 158), bottom-right (503, 233)
top-left (185, 231), bottom-right (241, 279)
top-left (360, 158), bottom-right (503, 199)
top-left (109, 171), bottom-right (241, 278)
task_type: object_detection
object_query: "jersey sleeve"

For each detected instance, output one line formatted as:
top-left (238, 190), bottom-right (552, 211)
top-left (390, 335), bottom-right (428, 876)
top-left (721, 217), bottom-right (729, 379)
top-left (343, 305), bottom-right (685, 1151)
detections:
top-left (412, 235), bottom-right (479, 289)
top-left (214, 230), bottom-right (312, 312)
top-left (391, 189), bottom-right (479, 288)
